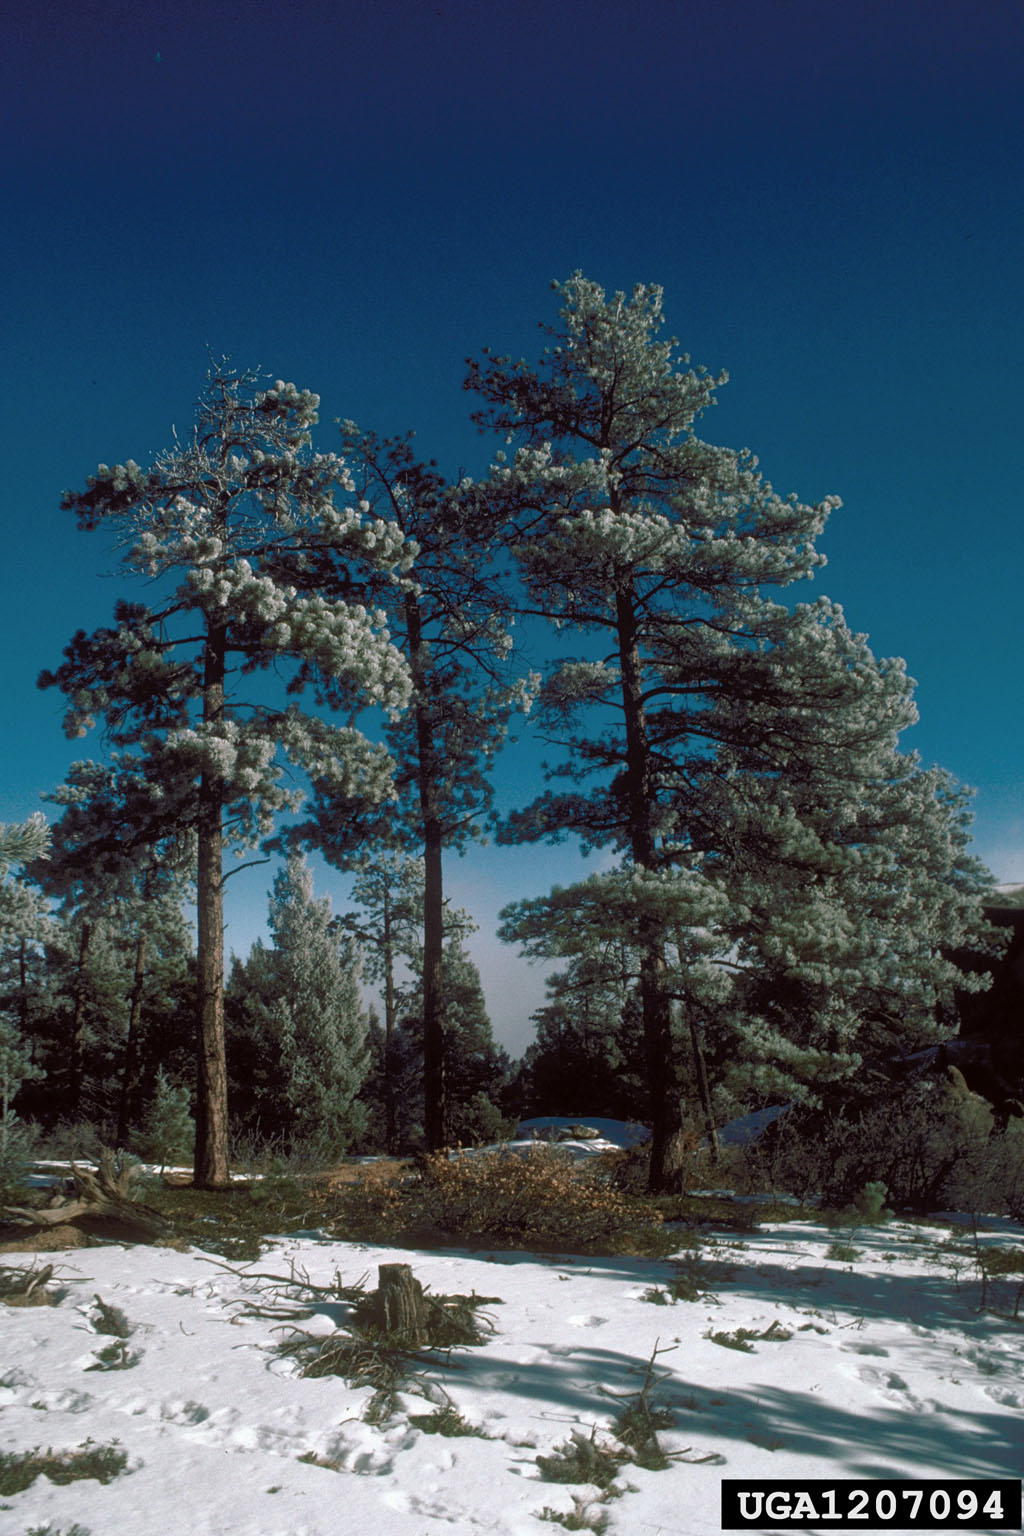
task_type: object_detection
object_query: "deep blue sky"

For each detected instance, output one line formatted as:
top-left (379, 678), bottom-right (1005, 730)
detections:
top-left (4, 0), bottom-right (1022, 1052)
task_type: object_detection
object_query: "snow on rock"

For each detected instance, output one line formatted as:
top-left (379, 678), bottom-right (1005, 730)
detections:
top-left (514, 1115), bottom-right (650, 1148)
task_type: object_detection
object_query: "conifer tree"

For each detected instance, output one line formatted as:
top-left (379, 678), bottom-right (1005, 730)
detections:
top-left (0, 820), bottom-right (55, 1103)
top-left (337, 850), bottom-right (424, 1151)
top-left (41, 367), bottom-right (411, 1186)
top-left (0, 817), bottom-right (50, 1192)
top-left (470, 275), bottom-right (994, 1188)
top-left (502, 907), bottom-right (647, 1122)
top-left (137, 1067), bottom-right (195, 1173)
top-left (293, 426), bottom-right (529, 1148)
top-left (229, 855), bottom-right (368, 1154)
top-left (27, 759), bottom-right (192, 1131)
top-left (383, 934), bottom-right (510, 1149)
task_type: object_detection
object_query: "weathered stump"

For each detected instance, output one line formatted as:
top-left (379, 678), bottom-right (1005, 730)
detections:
top-left (373, 1263), bottom-right (428, 1345)
top-left (3, 1148), bottom-right (170, 1243)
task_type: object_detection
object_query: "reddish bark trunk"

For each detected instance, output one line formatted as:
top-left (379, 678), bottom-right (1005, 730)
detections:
top-left (615, 582), bottom-right (689, 1192)
top-left (193, 620), bottom-right (230, 1189)
top-left (116, 928), bottom-right (147, 1148)
top-left (406, 591), bottom-right (447, 1151)
top-left (67, 921), bottom-right (92, 1117)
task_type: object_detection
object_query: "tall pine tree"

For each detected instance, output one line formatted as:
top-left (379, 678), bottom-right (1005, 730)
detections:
top-left (470, 275), bottom-right (994, 1188)
top-left (292, 426), bottom-right (529, 1148)
top-left (42, 367), bottom-right (411, 1186)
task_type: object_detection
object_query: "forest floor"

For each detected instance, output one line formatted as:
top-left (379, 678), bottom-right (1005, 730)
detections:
top-left (1, 1157), bottom-right (1023, 1535)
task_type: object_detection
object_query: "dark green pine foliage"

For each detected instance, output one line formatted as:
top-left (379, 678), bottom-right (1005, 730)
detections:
top-left (372, 938), bottom-right (512, 1152)
top-left (24, 759), bottom-right (193, 1138)
top-left (515, 955), bottom-right (647, 1124)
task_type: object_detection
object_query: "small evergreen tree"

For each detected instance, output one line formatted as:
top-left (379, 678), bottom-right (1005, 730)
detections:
top-left (28, 758), bottom-right (194, 1138)
top-left (136, 1068), bottom-right (195, 1173)
top-left (0, 818), bottom-right (50, 1195)
top-left (388, 936), bottom-right (511, 1148)
top-left (337, 851), bottom-right (424, 1151)
top-left (228, 855), bottom-right (368, 1156)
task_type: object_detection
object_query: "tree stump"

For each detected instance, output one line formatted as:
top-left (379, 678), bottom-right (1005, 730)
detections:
top-left (373, 1263), bottom-right (428, 1345)
top-left (3, 1149), bottom-right (170, 1243)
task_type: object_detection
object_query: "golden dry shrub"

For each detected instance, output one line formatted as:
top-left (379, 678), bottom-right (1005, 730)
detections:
top-left (327, 1161), bottom-right (412, 1240)
top-left (412, 1145), bottom-right (665, 1253)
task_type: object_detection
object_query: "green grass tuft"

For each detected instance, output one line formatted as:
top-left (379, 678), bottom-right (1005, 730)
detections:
top-left (408, 1405), bottom-right (487, 1437)
top-left (0, 1442), bottom-right (128, 1496)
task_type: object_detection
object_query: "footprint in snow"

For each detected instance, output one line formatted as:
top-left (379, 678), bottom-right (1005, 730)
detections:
top-left (841, 1343), bottom-right (890, 1356)
top-left (160, 1397), bottom-right (213, 1424)
top-left (857, 1367), bottom-right (930, 1412)
top-left (567, 1314), bottom-right (607, 1328)
top-left (350, 1449), bottom-right (395, 1475)
top-left (28, 1386), bottom-right (94, 1413)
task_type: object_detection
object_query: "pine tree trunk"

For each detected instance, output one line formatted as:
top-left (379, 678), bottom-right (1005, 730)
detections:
top-left (673, 928), bottom-right (720, 1163)
top-left (422, 821), bottom-right (446, 1149)
top-left (688, 1013), bottom-right (720, 1164)
top-left (193, 621), bottom-right (230, 1190)
top-left (406, 592), bottom-right (447, 1151)
top-left (381, 886), bottom-right (399, 1155)
top-left (615, 581), bottom-right (689, 1192)
top-left (116, 928), bottom-right (147, 1148)
top-left (67, 921), bottom-right (92, 1118)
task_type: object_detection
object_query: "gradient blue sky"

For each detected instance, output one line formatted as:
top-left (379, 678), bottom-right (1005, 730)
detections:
top-left (3, 0), bottom-right (1022, 1052)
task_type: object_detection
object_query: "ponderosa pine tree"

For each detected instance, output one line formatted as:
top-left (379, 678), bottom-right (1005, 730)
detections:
top-left (384, 934), bottom-right (511, 1149)
top-left (501, 891), bottom-right (650, 1123)
top-left (292, 426), bottom-right (530, 1148)
top-left (431, 937), bottom-right (511, 1145)
top-left (469, 275), bottom-right (994, 1188)
top-left (41, 367), bottom-right (412, 1186)
top-left (501, 870), bottom-right (725, 1135)
top-left (715, 755), bottom-right (1000, 1109)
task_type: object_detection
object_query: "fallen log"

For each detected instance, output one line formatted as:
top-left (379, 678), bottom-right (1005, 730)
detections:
top-left (4, 1148), bottom-right (170, 1242)
top-left (0, 1261), bottom-right (56, 1305)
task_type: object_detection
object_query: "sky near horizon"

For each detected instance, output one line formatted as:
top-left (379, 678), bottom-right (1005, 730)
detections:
top-left (3, 0), bottom-right (1023, 1054)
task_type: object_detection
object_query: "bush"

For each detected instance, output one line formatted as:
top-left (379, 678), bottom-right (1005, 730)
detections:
top-left (416, 1146), bottom-right (667, 1252)
top-left (0, 1110), bottom-right (37, 1202)
top-left (328, 1145), bottom-right (668, 1255)
top-left (742, 1081), bottom-right (1024, 1214)
top-left (30, 1119), bottom-right (106, 1164)
top-left (605, 1120), bottom-right (721, 1195)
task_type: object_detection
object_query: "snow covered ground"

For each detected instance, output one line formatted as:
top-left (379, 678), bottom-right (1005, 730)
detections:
top-left (2, 1215), bottom-right (1023, 1535)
